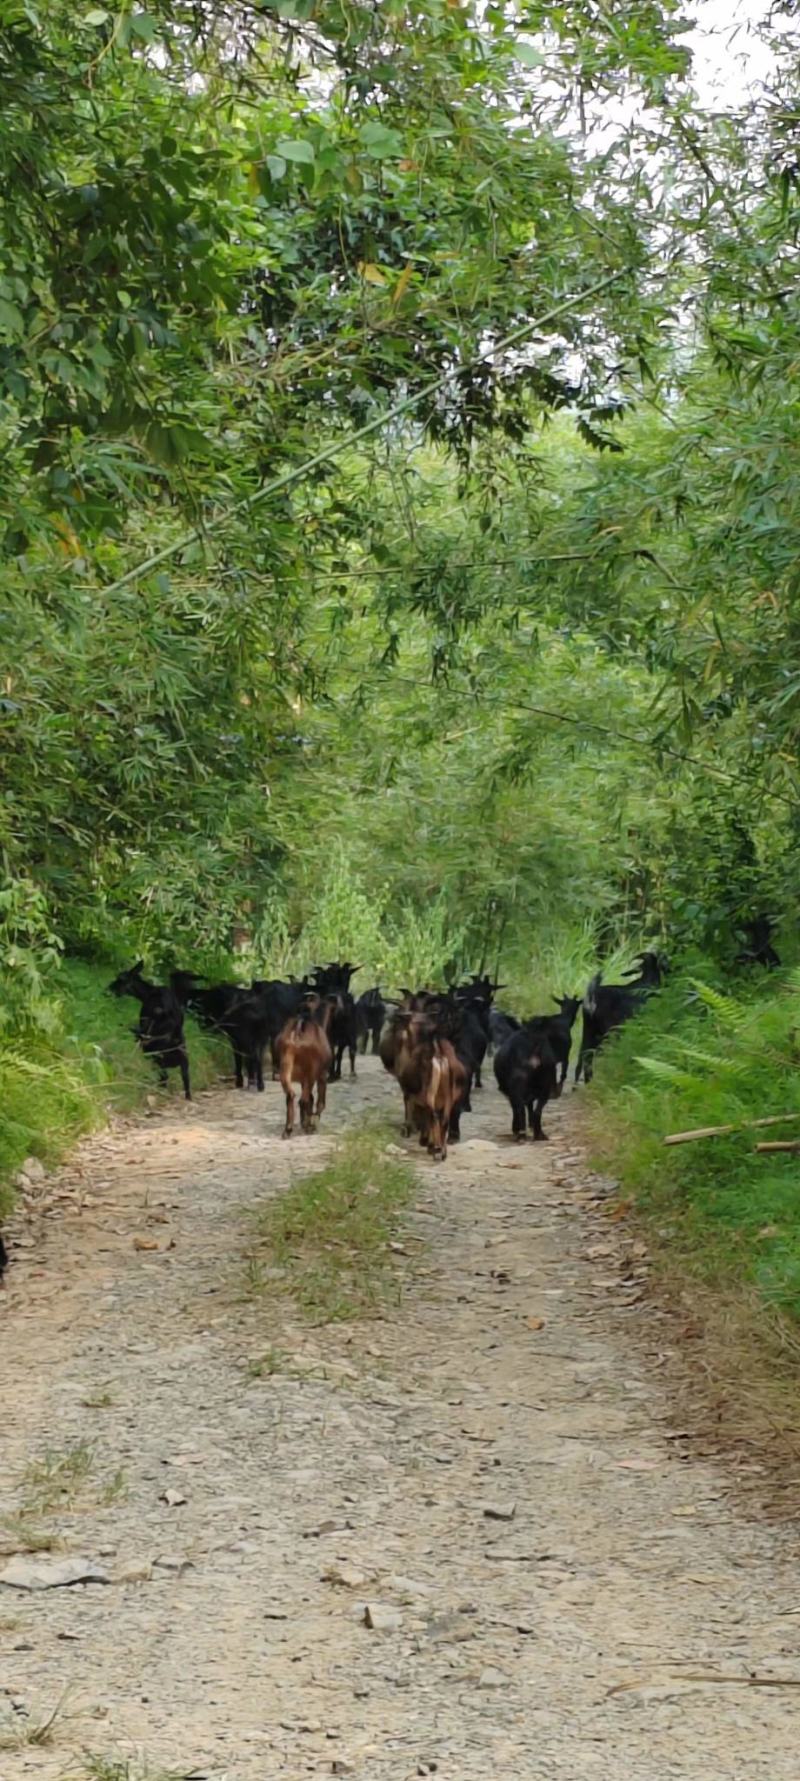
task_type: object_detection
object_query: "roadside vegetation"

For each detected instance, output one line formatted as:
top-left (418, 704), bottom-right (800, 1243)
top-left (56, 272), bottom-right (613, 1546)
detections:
top-left (3, 2), bottom-right (800, 1379)
top-left (0, 959), bottom-right (225, 1209)
top-left (588, 966), bottom-right (800, 1325)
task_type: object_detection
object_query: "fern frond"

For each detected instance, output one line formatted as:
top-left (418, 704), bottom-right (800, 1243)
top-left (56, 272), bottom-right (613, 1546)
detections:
top-left (635, 1056), bottom-right (698, 1088)
top-left (689, 978), bottom-right (749, 1029)
top-left (670, 1042), bottom-right (749, 1076)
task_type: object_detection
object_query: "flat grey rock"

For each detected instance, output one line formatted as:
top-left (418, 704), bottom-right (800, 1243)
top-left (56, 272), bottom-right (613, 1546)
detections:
top-left (0, 1556), bottom-right (112, 1591)
top-left (363, 1602), bottom-right (403, 1631)
top-left (481, 1500), bottom-right (516, 1521)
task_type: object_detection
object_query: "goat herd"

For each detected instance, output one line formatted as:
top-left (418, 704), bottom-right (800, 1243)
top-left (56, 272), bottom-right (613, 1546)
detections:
top-left (108, 951), bottom-right (666, 1158)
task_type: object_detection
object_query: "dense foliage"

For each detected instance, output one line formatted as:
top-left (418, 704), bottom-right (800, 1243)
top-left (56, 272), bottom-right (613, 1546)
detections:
top-left (2, 2), bottom-right (800, 1250)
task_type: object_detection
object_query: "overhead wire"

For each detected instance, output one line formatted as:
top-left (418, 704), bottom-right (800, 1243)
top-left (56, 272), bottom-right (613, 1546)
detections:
top-left (98, 269), bottom-right (629, 598)
top-left (87, 262), bottom-right (794, 810)
top-left (210, 547), bottom-right (691, 591)
top-left (336, 673), bottom-right (800, 813)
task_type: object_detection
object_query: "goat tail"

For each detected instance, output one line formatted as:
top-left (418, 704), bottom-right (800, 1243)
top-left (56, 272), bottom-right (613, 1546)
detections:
top-left (583, 972), bottom-right (602, 1015)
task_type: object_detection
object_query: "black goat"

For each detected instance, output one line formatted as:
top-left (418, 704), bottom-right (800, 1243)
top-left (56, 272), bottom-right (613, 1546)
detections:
top-left (109, 962), bottom-right (191, 1100)
top-left (171, 971), bottom-right (267, 1090)
top-left (310, 963), bottom-right (359, 1080)
top-left (735, 915), bottom-right (781, 970)
top-left (493, 1025), bottom-right (557, 1141)
top-left (175, 972), bottom-right (315, 1091)
top-left (522, 996), bottom-right (581, 1096)
top-left (487, 1007), bottom-right (519, 1055)
top-left (356, 987), bottom-right (387, 1054)
top-left (453, 986), bottom-right (493, 1088)
top-left (311, 961), bottom-right (361, 994)
top-left (575, 952), bottom-right (664, 1085)
top-left (0, 1233), bottom-right (8, 1281)
top-left (455, 972), bottom-right (506, 1002)
top-left (251, 979), bottom-right (321, 1082)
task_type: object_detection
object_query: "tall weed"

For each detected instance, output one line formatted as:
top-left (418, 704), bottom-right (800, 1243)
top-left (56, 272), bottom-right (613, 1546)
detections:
top-left (249, 848), bottom-right (472, 991)
top-left (506, 922), bottom-right (648, 1016)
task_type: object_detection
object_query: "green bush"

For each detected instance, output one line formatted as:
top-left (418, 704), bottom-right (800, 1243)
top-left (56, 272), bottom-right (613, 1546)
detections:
top-left (588, 962), bottom-right (800, 1320)
top-left (0, 958), bottom-right (226, 1219)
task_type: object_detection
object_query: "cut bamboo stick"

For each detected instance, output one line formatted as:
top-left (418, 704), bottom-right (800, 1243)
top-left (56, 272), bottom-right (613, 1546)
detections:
top-left (754, 1140), bottom-right (800, 1155)
top-left (664, 1113), bottom-right (800, 1146)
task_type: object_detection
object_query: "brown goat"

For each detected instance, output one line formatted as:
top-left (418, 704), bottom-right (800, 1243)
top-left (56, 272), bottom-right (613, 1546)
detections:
top-left (379, 1009), bottom-right (425, 1131)
top-left (415, 1032), bottom-right (460, 1161)
top-left (276, 996), bottom-right (333, 1137)
top-left (380, 1010), bottom-right (462, 1160)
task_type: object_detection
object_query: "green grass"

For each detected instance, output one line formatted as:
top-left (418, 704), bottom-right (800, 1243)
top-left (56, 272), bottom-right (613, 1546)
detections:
top-left (0, 1517), bottom-right (64, 1554)
top-left (20, 1441), bottom-right (129, 1515)
top-left (0, 957), bottom-right (227, 1218)
top-left (246, 1346), bottom-right (291, 1378)
top-left (0, 1691), bottom-right (72, 1751)
top-left (587, 961), bottom-right (800, 1323)
top-left (23, 1441), bottom-right (95, 1512)
top-left (249, 1124), bottom-right (417, 1322)
top-left (71, 1759), bottom-right (182, 1781)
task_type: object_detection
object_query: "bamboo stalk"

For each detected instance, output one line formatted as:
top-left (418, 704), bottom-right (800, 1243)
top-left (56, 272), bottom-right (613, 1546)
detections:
top-left (663, 1113), bottom-right (800, 1146)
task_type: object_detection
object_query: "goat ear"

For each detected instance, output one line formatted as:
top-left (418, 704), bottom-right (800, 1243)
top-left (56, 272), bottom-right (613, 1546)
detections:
top-left (134, 959), bottom-right (144, 972)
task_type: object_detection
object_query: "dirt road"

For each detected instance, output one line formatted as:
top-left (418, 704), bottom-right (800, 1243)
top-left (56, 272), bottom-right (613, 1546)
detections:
top-left (2, 1058), bottom-right (799, 1780)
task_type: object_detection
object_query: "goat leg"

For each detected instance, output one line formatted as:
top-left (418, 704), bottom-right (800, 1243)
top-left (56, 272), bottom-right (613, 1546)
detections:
top-left (575, 1042), bottom-right (592, 1084)
top-left (281, 1072), bottom-right (296, 1137)
top-left (511, 1098), bottom-right (526, 1141)
top-left (530, 1097), bottom-right (548, 1141)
